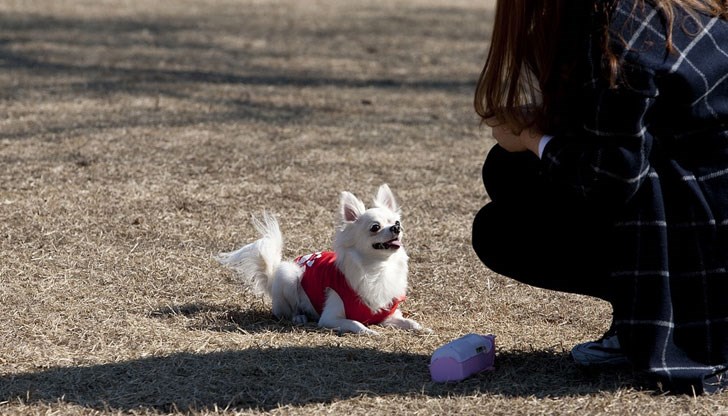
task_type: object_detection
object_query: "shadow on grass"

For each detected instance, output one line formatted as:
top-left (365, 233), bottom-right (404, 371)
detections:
top-left (149, 302), bottom-right (304, 333)
top-left (1, 329), bottom-right (648, 412)
top-left (0, 9), bottom-right (479, 140)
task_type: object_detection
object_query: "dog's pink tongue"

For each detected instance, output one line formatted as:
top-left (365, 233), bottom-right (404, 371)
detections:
top-left (389, 240), bottom-right (402, 248)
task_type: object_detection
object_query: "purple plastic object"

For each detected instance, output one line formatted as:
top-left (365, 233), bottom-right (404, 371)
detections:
top-left (429, 334), bottom-right (496, 382)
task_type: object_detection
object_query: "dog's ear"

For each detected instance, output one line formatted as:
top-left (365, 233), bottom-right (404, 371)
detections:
top-left (340, 191), bottom-right (366, 223)
top-left (373, 184), bottom-right (399, 213)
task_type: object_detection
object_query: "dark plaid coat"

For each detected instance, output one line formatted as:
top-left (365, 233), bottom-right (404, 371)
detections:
top-left (541, 0), bottom-right (728, 392)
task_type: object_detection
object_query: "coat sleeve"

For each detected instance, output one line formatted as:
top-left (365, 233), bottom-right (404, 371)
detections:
top-left (540, 66), bottom-right (659, 207)
top-left (540, 5), bottom-right (662, 208)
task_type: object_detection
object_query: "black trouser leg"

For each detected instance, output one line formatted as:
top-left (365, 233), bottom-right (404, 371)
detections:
top-left (472, 145), bottom-right (613, 301)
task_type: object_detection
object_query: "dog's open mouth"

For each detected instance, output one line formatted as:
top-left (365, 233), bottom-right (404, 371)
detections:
top-left (372, 238), bottom-right (402, 250)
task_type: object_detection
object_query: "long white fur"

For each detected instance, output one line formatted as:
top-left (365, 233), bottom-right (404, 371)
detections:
top-left (217, 184), bottom-right (426, 335)
top-left (216, 213), bottom-right (282, 296)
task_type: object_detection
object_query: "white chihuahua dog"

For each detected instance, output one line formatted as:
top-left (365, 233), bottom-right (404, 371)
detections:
top-left (217, 184), bottom-right (425, 335)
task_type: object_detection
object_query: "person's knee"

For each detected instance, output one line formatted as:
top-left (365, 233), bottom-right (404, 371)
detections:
top-left (482, 144), bottom-right (543, 203)
top-left (471, 204), bottom-right (500, 270)
top-left (472, 202), bottom-right (534, 279)
top-left (481, 145), bottom-right (506, 199)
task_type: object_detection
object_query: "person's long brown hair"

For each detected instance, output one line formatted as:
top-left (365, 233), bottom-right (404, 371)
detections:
top-left (474, 0), bottom-right (728, 133)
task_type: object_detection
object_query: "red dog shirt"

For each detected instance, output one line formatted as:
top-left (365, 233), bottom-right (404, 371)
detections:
top-left (295, 251), bottom-right (405, 325)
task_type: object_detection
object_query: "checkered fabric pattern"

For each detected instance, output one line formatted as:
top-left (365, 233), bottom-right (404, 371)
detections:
top-left (541, 0), bottom-right (728, 393)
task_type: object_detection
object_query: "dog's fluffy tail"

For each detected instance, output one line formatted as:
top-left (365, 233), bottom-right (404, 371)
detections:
top-left (217, 212), bottom-right (283, 297)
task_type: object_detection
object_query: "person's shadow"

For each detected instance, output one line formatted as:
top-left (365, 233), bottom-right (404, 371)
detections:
top-left (0, 304), bottom-right (648, 412)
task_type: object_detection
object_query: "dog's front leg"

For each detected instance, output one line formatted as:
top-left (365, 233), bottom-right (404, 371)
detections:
top-left (381, 308), bottom-right (432, 333)
top-left (318, 289), bottom-right (379, 335)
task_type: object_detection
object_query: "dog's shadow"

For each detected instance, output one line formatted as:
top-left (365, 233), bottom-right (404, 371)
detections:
top-left (149, 302), bottom-right (298, 333)
top-left (0, 304), bottom-right (651, 412)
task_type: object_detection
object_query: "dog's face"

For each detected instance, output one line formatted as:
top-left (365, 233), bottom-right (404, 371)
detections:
top-left (354, 207), bottom-right (403, 254)
top-left (335, 184), bottom-right (405, 258)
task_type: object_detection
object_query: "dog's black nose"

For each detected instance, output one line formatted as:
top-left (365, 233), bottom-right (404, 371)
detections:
top-left (390, 223), bottom-right (400, 234)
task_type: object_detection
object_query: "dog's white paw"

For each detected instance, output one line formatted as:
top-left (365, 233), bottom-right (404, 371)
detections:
top-left (292, 314), bottom-right (308, 325)
top-left (409, 321), bottom-right (434, 334)
top-left (407, 320), bottom-right (423, 331)
top-left (404, 321), bottom-right (433, 334)
top-left (382, 316), bottom-right (429, 332)
top-left (361, 327), bottom-right (380, 336)
top-left (337, 327), bottom-right (380, 336)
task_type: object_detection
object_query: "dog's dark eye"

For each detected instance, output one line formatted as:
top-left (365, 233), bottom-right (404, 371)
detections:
top-left (369, 223), bottom-right (381, 232)
top-left (395, 221), bottom-right (400, 227)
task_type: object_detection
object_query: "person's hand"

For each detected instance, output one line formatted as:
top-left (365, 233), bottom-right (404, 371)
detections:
top-left (485, 117), bottom-right (543, 155)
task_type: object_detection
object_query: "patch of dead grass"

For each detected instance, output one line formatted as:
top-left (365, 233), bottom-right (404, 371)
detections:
top-left (1, 0), bottom-right (726, 414)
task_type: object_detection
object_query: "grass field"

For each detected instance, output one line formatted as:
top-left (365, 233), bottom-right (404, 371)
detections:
top-left (1, 0), bottom-right (726, 414)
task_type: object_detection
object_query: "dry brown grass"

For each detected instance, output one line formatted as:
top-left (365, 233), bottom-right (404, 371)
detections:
top-left (0, 0), bottom-right (726, 414)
